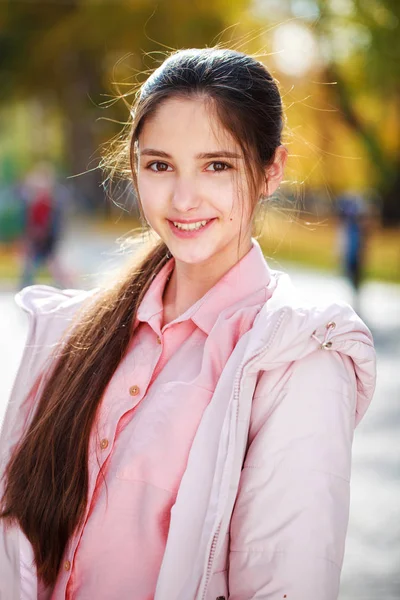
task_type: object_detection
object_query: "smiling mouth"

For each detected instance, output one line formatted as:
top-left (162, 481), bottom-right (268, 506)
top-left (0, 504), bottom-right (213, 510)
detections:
top-left (167, 218), bottom-right (217, 237)
top-left (170, 219), bottom-right (214, 231)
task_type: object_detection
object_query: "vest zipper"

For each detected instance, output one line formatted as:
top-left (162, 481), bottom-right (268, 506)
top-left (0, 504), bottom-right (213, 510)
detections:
top-left (199, 308), bottom-right (288, 600)
top-left (201, 523), bottom-right (221, 600)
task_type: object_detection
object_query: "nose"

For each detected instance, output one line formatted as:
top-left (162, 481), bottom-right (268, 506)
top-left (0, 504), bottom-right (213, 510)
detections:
top-left (171, 177), bottom-right (201, 213)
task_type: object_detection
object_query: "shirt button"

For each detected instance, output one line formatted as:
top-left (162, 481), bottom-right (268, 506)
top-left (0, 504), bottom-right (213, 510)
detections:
top-left (129, 385), bottom-right (140, 396)
top-left (64, 560), bottom-right (71, 571)
top-left (100, 438), bottom-right (109, 450)
top-left (156, 336), bottom-right (162, 344)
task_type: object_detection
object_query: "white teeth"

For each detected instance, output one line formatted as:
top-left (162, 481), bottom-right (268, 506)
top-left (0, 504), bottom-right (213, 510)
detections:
top-left (172, 220), bottom-right (210, 231)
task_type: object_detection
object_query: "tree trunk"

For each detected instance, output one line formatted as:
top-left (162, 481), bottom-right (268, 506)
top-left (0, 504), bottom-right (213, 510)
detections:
top-left (326, 65), bottom-right (400, 224)
top-left (381, 165), bottom-right (400, 225)
top-left (58, 50), bottom-right (105, 214)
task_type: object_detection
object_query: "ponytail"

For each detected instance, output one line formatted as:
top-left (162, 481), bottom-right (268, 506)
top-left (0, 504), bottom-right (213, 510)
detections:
top-left (0, 239), bottom-right (170, 586)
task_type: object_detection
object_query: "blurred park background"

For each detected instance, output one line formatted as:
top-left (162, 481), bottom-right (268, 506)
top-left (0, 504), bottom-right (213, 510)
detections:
top-left (0, 0), bottom-right (399, 598)
top-left (1, 0), bottom-right (400, 285)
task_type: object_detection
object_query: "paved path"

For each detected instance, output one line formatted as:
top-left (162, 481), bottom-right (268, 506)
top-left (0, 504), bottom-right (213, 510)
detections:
top-left (0, 227), bottom-right (399, 598)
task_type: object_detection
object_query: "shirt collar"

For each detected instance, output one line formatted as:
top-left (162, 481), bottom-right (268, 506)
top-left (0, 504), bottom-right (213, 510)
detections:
top-left (136, 238), bottom-right (272, 335)
top-left (136, 258), bottom-right (175, 324)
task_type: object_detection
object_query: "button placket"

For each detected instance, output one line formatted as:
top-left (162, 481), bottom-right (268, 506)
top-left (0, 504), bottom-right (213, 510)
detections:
top-left (129, 385), bottom-right (140, 396)
top-left (100, 438), bottom-right (109, 450)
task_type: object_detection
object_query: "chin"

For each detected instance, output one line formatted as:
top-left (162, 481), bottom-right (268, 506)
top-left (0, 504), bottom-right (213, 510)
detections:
top-left (172, 249), bottom-right (215, 265)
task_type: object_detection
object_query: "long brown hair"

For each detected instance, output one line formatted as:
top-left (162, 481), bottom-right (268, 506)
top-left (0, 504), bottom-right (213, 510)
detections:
top-left (0, 48), bottom-right (284, 586)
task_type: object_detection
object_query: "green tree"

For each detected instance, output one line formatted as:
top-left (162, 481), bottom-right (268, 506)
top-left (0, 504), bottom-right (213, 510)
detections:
top-left (315, 0), bottom-right (400, 223)
top-left (0, 0), bottom-right (247, 211)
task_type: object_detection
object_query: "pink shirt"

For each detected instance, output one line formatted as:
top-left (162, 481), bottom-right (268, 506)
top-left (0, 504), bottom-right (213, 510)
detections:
top-left (50, 241), bottom-right (273, 600)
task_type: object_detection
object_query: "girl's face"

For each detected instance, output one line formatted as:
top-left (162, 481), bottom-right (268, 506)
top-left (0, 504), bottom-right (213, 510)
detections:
top-left (137, 97), bottom-right (255, 272)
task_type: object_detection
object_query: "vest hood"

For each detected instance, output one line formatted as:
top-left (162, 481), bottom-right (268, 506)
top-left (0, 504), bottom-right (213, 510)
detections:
top-left (244, 270), bottom-right (376, 425)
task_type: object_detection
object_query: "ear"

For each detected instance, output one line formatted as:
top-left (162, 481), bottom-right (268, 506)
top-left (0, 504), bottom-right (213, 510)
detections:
top-left (262, 145), bottom-right (288, 198)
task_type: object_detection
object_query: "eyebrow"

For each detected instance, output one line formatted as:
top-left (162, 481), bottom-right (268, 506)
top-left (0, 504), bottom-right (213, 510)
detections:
top-left (140, 149), bottom-right (242, 159)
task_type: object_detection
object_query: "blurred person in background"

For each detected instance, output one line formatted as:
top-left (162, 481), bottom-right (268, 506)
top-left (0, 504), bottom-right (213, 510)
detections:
top-left (18, 162), bottom-right (74, 288)
top-left (336, 190), bottom-right (371, 307)
top-left (0, 49), bottom-right (376, 600)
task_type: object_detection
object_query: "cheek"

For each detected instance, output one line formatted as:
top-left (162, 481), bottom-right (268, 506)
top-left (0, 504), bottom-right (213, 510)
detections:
top-left (137, 174), bottom-right (154, 199)
top-left (137, 177), bottom-right (167, 215)
top-left (204, 176), bottom-right (236, 209)
top-left (224, 179), bottom-right (251, 219)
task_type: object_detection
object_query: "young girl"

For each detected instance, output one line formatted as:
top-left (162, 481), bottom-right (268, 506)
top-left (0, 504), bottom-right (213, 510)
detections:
top-left (0, 48), bottom-right (376, 600)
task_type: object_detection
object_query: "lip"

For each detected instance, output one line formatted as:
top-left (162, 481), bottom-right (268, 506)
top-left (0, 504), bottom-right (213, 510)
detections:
top-left (167, 218), bottom-right (216, 239)
top-left (169, 218), bottom-right (215, 224)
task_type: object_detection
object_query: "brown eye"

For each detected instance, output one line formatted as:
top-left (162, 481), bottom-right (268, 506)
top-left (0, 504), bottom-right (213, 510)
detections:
top-left (206, 161), bottom-right (231, 172)
top-left (148, 161), bottom-right (171, 172)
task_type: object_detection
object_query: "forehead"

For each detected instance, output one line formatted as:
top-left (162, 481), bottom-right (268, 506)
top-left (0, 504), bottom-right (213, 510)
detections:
top-left (138, 96), bottom-right (239, 153)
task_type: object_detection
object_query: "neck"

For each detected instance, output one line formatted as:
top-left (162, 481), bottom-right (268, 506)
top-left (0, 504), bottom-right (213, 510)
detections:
top-left (162, 237), bottom-right (252, 326)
